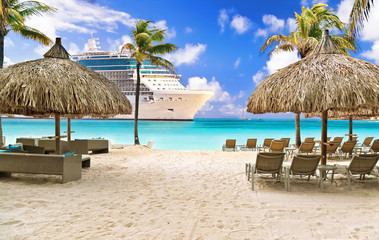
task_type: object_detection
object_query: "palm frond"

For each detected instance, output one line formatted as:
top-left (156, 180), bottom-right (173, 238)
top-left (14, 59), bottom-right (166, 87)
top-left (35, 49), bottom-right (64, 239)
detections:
top-left (11, 24), bottom-right (52, 45)
top-left (149, 43), bottom-right (177, 55)
top-left (260, 34), bottom-right (292, 52)
top-left (149, 55), bottom-right (176, 74)
top-left (16, 1), bottom-right (56, 18)
top-left (121, 43), bottom-right (136, 52)
top-left (349, 0), bottom-right (374, 37)
top-left (6, 8), bottom-right (24, 25)
top-left (135, 32), bottom-right (151, 50)
top-left (151, 30), bottom-right (165, 42)
top-left (269, 44), bottom-right (296, 56)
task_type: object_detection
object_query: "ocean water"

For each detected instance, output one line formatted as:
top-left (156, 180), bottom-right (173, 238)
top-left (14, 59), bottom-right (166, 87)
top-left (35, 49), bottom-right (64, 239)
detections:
top-left (2, 118), bottom-right (379, 150)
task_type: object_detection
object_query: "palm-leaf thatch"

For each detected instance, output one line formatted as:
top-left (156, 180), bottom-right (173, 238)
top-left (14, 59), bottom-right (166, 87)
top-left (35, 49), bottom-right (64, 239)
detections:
top-left (0, 38), bottom-right (132, 118)
top-left (247, 31), bottom-right (379, 115)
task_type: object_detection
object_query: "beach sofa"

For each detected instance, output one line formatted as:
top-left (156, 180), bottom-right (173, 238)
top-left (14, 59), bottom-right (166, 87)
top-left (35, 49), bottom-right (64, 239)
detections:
top-left (0, 152), bottom-right (81, 183)
top-left (16, 137), bottom-right (41, 146)
top-left (69, 139), bottom-right (109, 154)
top-left (37, 139), bottom-right (70, 154)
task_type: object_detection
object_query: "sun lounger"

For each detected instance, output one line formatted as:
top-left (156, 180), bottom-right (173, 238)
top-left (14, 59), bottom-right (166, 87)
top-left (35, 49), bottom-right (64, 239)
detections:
top-left (332, 137), bottom-right (344, 143)
top-left (360, 137), bottom-right (374, 147)
top-left (260, 138), bottom-right (274, 152)
top-left (338, 141), bottom-right (356, 160)
top-left (222, 139), bottom-right (236, 151)
top-left (326, 141), bottom-right (340, 158)
top-left (298, 142), bottom-right (315, 154)
top-left (0, 152), bottom-right (82, 183)
top-left (284, 155), bottom-right (321, 191)
top-left (246, 152), bottom-right (285, 190)
top-left (280, 138), bottom-right (291, 148)
top-left (333, 154), bottom-right (379, 190)
top-left (240, 138), bottom-right (257, 151)
top-left (304, 137), bottom-right (315, 143)
top-left (69, 139), bottom-right (109, 154)
top-left (269, 140), bottom-right (285, 153)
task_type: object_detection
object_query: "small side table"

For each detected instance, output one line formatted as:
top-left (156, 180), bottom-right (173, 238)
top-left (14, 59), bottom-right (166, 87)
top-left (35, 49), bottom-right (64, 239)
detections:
top-left (318, 165), bottom-right (337, 191)
top-left (284, 147), bottom-right (296, 161)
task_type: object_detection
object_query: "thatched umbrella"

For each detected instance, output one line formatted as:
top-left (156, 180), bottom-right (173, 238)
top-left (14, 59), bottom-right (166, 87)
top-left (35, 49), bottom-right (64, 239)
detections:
top-left (247, 30), bottom-right (379, 164)
top-left (0, 38), bottom-right (132, 153)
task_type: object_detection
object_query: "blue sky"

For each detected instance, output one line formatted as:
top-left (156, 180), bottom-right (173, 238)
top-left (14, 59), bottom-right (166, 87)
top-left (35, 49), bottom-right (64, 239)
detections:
top-left (4, 0), bottom-right (379, 118)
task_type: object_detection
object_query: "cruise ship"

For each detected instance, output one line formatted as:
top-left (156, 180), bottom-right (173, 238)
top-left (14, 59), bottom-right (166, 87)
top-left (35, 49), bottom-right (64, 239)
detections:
top-left (71, 37), bottom-right (213, 120)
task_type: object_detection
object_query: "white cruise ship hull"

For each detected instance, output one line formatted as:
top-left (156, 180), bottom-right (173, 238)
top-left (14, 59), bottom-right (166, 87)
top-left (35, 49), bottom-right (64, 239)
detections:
top-left (115, 90), bottom-right (214, 120)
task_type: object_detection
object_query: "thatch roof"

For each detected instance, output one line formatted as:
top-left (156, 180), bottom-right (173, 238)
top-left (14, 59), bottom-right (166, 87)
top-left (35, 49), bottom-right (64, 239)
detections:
top-left (0, 38), bottom-right (132, 118)
top-left (247, 30), bottom-right (379, 115)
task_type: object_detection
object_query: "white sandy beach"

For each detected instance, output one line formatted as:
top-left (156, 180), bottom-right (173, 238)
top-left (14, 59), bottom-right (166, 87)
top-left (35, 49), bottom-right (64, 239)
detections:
top-left (1, 146), bottom-right (379, 239)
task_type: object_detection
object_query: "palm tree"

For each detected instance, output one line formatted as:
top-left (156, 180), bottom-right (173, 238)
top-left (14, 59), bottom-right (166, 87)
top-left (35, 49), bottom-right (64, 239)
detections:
top-left (121, 20), bottom-right (177, 145)
top-left (349, 0), bottom-right (375, 37)
top-left (0, 0), bottom-right (55, 146)
top-left (261, 3), bottom-right (357, 147)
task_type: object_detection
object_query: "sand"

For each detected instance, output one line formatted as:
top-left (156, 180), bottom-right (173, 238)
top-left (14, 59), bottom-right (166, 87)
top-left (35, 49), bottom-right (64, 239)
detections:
top-left (1, 146), bottom-right (379, 239)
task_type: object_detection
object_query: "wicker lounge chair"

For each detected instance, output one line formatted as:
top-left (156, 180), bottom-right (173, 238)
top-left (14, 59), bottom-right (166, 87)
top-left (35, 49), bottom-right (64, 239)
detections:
top-left (280, 138), bottom-right (291, 148)
top-left (332, 137), bottom-right (344, 143)
top-left (298, 142), bottom-right (315, 154)
top-left (304, 137), bottom-right (315, 143)
top-left (246, 152), bottom-right (285, 191)
top-left (326, 141), bottom-right (340, 158)
top-left (369, 139), bottom-right (379, 153)
top-left (261, 138), bottom-right (274, 152)
top-left (333, 154), bottom-right (379, 190)
top-left (338, 141), bottom-right (357, 160)
top-left (269, 140), bottom-right (285, 153)
top-left (284, 155), bottom-right (321, 191)
top-left (360, 137), bottom-right (374, 147)
top-left (241, 139), bottom-right (257, 151)
top-left (222, 139), bottom-right (236, 151)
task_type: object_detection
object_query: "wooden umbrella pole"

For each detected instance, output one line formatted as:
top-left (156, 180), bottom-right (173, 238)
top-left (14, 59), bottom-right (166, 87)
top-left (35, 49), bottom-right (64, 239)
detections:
top-left (349, 116), bottom-right (353, 142)
top-left (55, 114), bottom-right (61, 154)
top-left (321, 110), bottom-right (328, 165)
top-left (67, 118), bottom-right (71, 142)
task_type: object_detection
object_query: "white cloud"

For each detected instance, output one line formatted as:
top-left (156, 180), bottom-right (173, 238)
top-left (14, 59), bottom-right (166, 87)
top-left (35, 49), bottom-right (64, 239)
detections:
top-left (252, 51), bottom-right (300, 86)
top-left (234, 57), bottom-right (241, 69)
top-left (262, 14), bottom-right (285, 32)
top-left (362, 40), bottom-right (379, 64)
top-left (4, 56), bottom-right (14, 67)
top-left (218, 9), bottom-right (229, 33)
top-left (166, 43), bottom-right (206, 66)
top-left (68, 42), bottom-right (81, 55)
top-left (301, 0), bottom-right (328, 7)
top-left (231, 14), bottom-right (251, 34)
top-left (34, 45), bottom-right (50, 56)
top-left (4, 38), bottom-right (14, 47)
top-left (185, 27), bottom-right (193, 34)
top-left (266, 51), bottom-right (300, 74)
top-left (255, 28), bottom-right (268, 38)
top-left (107, 35), bottom-right (132, 52)
top-left (252, 70), bottom-right (265, 85)
top-left (219, 103), bottom-right (243, 116)
top-left (151, 20), bottom-right (176, 39)
top-left (26, 0), bottom-right (138, 40)
top-left (237, 90), bottom-right (245, 99)
top-left (336, 0), bottom-right (353, 23)
top-left (286, 18), bottom-right (297, 32)
top-left (186, 77), bottom-right (232, 103)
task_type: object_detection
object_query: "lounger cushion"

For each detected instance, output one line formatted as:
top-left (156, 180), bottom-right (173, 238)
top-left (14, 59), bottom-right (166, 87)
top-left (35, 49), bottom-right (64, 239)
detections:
top-left (63, 151), bottom-right (75, 157)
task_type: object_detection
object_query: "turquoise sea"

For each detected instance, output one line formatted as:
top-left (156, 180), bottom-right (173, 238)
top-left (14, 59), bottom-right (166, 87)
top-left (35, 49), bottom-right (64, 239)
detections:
top-left (2, 118), bottom-right (379, 150)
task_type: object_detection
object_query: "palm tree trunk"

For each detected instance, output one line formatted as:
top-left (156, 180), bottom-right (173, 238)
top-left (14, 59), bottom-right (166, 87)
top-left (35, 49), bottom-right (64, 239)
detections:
top-left (295, 113), bottom-right (301, 147)
top-left (134, 63), bottom-right (141, 145)
top-left (0, 32), bottom-right (4, 146)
